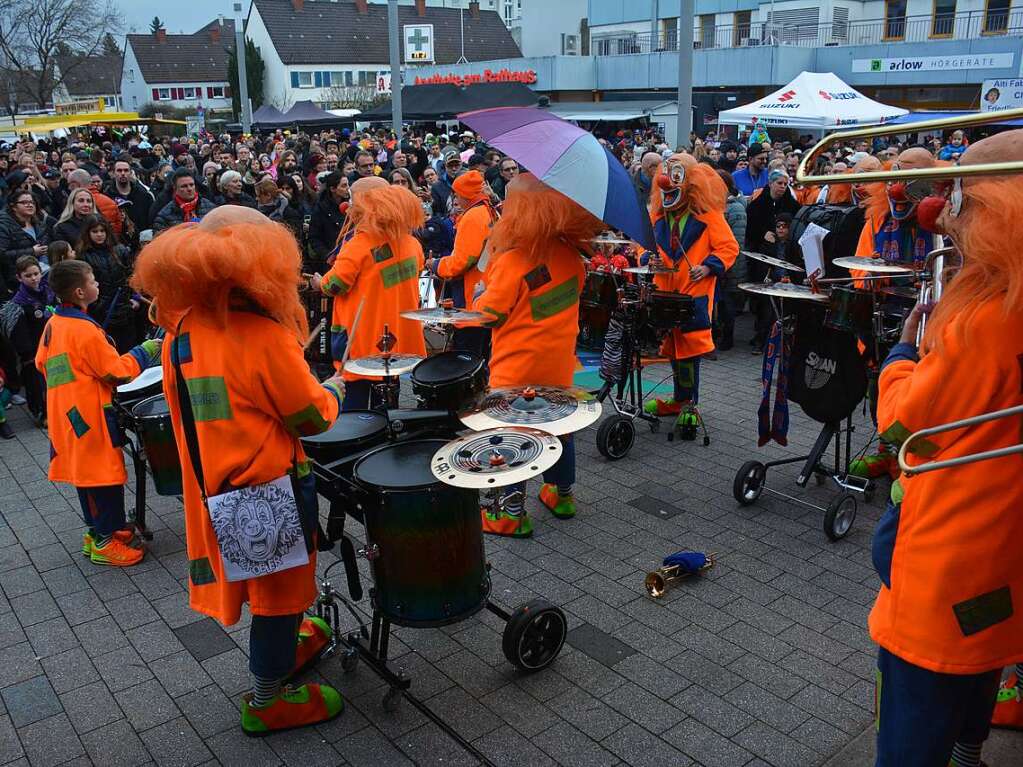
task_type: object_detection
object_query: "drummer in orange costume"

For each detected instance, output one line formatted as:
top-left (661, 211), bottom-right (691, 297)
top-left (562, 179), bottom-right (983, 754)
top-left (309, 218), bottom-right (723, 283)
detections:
top-left (472, 174), bottom-right (605, 537)
top-left (426, 170), bottom-right (498, 357)
top-left (869, 132), bottom-right (1023, 766)
top-left (311, 178), bottom-right (426, 411)
top-left (133, 206), bottom-right (346, 737)
top-left (644, 156), bottom-right (738, 420)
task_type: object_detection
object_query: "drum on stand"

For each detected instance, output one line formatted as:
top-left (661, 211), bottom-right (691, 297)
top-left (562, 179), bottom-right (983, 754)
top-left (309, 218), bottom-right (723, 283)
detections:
top-left (115, 365), bottom-right (164, 409)
top-left (300, 410), bottom-right (390, 464)
top-left (824, 287), bottom-right (874, 338)
top-left (646, 292), bottom-right (695, 332)
top-left (410, 352), bottom-right (487, 412)
top-left (353, 439), bottom-right (490, 628)
top-left (578, 271), bottom-right (619, 349)
top-left (130, 394), bottom-right (183, 497)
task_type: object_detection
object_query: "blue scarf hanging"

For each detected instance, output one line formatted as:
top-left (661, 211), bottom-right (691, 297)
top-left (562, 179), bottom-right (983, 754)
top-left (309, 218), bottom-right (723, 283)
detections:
top-left (758, 319), bottom-right (792, 447)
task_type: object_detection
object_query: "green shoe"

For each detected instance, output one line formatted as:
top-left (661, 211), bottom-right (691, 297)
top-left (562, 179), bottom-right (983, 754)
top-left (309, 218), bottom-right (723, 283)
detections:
top-left (241, 683), bottom-right (344, 737)
top-left (482, 507), bottom-right (534, 538)
top-left (539, 483), bottom-right (576, 519)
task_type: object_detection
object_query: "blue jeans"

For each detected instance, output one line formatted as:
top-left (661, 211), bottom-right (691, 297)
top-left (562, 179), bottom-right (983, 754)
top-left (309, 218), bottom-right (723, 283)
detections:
top-left (249, 613), bottom-right (302, 679)
top-left (875, 647), bottom-right (1000, 767)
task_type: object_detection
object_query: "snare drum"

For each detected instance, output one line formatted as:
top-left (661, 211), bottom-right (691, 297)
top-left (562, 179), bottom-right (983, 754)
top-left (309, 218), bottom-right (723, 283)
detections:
top-left (353, 439), bottom-right (489, 627)
top-left (130, 395), bottom-right (183, 497)
top-left (825, 287), bottom-right (874, 337)
top-left (646, 292), bottom-right (695, 331)
top-left (299, 410), bottom-right (390, 464)
top-left (116, 366), bottom-right (164, 407)
top-left (410, 352), bottom-right (487, 411)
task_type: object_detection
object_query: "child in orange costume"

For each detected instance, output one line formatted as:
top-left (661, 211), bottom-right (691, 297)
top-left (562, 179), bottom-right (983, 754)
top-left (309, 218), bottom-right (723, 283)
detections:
top-left (426, 170), bottom-right (498, 357)
top-left (312, 177), bottom-right (426, 411)
top-left (472, 174), bottom-right (605, 537)
top-left (869, 132), bottom-right (1023, 766)
top-left (132, 206), bottom-right (346, 736)
top-left (35, 260), bottom-right (161, 566)
top-left (645, 157), bottom-right (738, 418)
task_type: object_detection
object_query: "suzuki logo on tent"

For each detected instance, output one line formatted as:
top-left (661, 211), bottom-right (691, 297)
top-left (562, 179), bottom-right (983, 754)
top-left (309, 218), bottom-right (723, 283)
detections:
top-left (819, 90), bottom-right (860, 101)
top-left (777, 90), bottom-right (797, 102)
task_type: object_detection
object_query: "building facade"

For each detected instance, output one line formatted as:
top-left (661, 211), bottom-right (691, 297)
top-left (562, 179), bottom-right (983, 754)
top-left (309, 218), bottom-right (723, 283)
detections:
top-left (246, 0), bottom-right (521, 111)
top-left (119, 20), bottom-right (235, 112)
top-left (409, 0), bottom-right (1023, 138)
top-left (53, 55), bottom-right (122, 112)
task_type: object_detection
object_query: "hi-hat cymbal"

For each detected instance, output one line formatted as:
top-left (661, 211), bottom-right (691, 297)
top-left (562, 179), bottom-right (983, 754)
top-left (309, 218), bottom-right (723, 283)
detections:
top-left (624, 264), bottom-right (678, 275)
top-left (832, 256), bottom-right (915, 275)
top-left (738, 282), bottom-right (829, 302)
top-left (742, 250), bottom-right (805, 273)
top-left (344, 353), bottom-right (423, 377)
top-left (401, 307), bottom-right (488, 325)
top-left (431, 427), bottom-right (563, 489)
top-left (459, 386), bottom-right (602, 436)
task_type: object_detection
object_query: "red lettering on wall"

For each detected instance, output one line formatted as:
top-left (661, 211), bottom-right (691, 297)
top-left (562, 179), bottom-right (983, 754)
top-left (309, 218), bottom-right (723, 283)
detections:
top-left (413, 68), bottom-right (538, 86)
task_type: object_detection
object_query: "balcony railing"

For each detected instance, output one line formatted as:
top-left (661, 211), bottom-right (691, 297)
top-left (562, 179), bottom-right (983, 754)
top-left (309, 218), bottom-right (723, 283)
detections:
top-left (591, 9), bottom-right (1023, 56)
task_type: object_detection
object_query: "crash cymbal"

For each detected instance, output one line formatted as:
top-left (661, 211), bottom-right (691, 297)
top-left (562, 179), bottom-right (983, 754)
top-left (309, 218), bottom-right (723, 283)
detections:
top-left (742, 250), bottom-right (805, 273)
top-left (832, 257), bottom-right (915, 275)
top-left (738, 282), bottom-right (829, 302)
top-left (590, 235), bottom-right (633, 246)
top-left (344, 353), bottom-right (423, 377)
top-left (401, 307), bottom-right (489, 325)
top-left (459, 386), bottom-right (602, 436)
top-left (624, 264), bottom-right (678, 276)
top-left (431, 427), bottom-right (563, 489)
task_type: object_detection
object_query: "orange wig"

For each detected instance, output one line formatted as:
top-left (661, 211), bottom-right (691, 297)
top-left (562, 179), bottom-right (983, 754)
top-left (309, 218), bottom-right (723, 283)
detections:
top-left (131, 210), bottom-right (308, 343)
top-left (343, 184), bottom-right (425, 252)
top-left (488, 174), bottom-right (605, 264)
top-left (648, 162), bottom-right (727, 220)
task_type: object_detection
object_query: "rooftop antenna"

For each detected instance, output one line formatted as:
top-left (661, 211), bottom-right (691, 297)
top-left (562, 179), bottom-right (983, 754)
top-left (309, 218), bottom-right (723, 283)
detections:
top-left (457, 7), bottom-right (468, 63)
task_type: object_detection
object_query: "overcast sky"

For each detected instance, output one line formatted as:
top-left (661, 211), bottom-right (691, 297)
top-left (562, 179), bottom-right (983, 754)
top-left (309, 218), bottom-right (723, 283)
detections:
top-left (113, 0), bottom-right (252, 35)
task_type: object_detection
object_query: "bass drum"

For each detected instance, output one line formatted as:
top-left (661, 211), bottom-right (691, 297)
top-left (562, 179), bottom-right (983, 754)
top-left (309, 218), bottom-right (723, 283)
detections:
top-left (410, 351), bottom-right (487, 411)
top-left (353, 439), bottom-right (489, 628)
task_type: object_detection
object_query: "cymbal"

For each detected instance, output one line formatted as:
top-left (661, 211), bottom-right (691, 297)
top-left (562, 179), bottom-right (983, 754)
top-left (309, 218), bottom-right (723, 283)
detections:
top-left (459, 386), bottom-right (602, 436)
top-left (401, 307), bottom-right (488, 325)
top-left (742, 250), bottom-right (804, 273)
top-left (116, 365), bottom-right (163, 397)
top-left (832, 257), bottom-right (915, 275)
top-left (431, 427), bottom-right (564, 489)
top-left (344, 353), bottom-right (423, 377)
top-left (738, 282), bottom-right (829, 302)
top-left (590, 235), bottom-right (633, 246)
top-left (624, 264), bottom-right (678, 276)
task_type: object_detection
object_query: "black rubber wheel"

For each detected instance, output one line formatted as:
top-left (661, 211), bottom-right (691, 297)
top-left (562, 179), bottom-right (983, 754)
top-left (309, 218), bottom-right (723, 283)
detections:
top-left (502, 598), bottom-right (567, 673)
top-left (732, 461), bottom-right (767, 506)
top-left (382, 687), bottom-right (402, 712)
top-left (596, 415), bottom-right (635, 461)
top-left (824, 493), bottom-right (857, 541)
top-left (340, 648), bottom-right (359, 672)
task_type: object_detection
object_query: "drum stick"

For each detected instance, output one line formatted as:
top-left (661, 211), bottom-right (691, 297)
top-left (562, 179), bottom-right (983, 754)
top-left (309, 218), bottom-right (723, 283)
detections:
top-left (304, 319), bottom-right (325, 351)
top-left (339, 297), bottom-right (366, 370)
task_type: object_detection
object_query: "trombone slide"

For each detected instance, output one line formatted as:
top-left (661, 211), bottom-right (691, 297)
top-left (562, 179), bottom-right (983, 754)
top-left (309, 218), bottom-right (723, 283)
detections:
top-left (898, 405), bottom-right (1023, 476)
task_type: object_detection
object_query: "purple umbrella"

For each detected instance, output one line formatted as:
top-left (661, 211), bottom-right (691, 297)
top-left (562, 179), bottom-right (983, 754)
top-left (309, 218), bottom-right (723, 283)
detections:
top-left (458, 107), bottom-right (654, 250)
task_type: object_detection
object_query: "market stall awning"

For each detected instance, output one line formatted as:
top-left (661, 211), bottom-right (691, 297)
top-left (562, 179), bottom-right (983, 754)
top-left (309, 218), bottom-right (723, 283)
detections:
top-left (252, 104), bottom-right (287, 128)
top-left (717, 71), bottom-right (908, 130)
top-left (885, 110), bottom-right (1023, 127)
top-left (11, 111), bottom-right (186, 133)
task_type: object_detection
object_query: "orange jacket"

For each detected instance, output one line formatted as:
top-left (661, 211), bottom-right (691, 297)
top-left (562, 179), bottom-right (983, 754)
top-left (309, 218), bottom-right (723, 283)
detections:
top-left (431, 200), bottom-right (496, 304)
top-left (35, 307), bottom-right (145, 486)
top-left (320, 232), bottom-right (426, 382)
top-left (162, 308), bottom-right (341, 625)
top-left (91, 189), bottom-right (124, 236)
top-left (652, 209), bottom-right (739, 359)
top-left (472, 240), bottom-right (583, 388)
top-left (869, 300), bottom-right (1023, 674)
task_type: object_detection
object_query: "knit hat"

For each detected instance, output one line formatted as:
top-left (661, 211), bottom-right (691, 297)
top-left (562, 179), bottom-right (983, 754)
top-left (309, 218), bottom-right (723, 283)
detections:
top-left (747, 142), bottom-right (767, 159)
top-left (452, 170), bottom-right (485, 201)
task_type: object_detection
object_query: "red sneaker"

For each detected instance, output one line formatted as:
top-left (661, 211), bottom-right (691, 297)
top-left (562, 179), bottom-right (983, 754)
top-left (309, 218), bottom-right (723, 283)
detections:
top-left (241, 683), bottom-right (344, 736)
top-left (90, 537), bottom-right (145, 567)
top-left (82, 529), bottom-right (137, 558)
top-left (287, 617), bottom-right (332, 680)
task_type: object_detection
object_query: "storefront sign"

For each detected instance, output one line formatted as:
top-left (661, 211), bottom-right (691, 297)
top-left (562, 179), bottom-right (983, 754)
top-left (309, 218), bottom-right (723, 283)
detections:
top-left (852, 54), bottom-right (1014, 73)
top-left (413, 68), bottom-right (538, 86)
top-left (403, 24), bottom-right (434, 63)
top-left (980, 78), bottom-right (1023, 112)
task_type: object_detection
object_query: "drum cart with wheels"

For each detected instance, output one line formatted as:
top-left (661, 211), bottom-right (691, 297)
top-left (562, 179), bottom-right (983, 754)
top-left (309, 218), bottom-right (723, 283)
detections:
top-left (308, 436), bottom-right (568, 767)
top-left (732, 416), bottom-right (874, 541)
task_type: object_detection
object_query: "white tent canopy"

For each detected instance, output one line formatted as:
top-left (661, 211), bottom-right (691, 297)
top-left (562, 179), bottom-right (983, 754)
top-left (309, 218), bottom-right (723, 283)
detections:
top-left (717, 71), bottom-right (908, 130)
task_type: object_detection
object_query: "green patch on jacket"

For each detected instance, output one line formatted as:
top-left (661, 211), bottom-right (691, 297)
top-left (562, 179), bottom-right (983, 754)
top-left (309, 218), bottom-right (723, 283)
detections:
top-left (879, 419), bottom-right (938, 457)
top-left (529, 277), bottom-right (578, 322)
top-left (45, 353), bottom-right (76, 388)
top-left (189, 557), bottom-right (216, 586)
top-left (186, 377), bottom-right (233, 422)
top-left (284, 403), bottom-right (331, 437)
top-left (380, 257), bottom-right (418, 289)
top-left (323, 274), bottom-right (350, 297)
top-left (66, 406), bottom-right (89, 438)
top-left (372, 244), bottom-right (394, 263)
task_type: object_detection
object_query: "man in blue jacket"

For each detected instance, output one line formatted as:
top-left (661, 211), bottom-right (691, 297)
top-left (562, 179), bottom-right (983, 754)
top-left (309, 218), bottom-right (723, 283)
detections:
top-left (732, 142), bottom-right (769, 196)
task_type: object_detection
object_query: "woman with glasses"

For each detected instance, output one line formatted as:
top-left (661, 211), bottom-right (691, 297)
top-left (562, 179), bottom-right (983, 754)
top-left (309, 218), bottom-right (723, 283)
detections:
top-left (493, 158), bottom-right (519, 200)
top-left (0, 190), bottom-right (52, 296)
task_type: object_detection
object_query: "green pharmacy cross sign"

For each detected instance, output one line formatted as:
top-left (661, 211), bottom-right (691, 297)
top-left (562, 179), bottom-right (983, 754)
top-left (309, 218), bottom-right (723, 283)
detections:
top-left (404, 24), bottom-right (434, 62)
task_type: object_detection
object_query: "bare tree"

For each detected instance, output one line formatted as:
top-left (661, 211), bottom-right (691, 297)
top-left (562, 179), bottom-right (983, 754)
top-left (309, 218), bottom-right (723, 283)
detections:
top-left (270, 85), bottom-right (295, 113)
top-left (0, 0), bottom-right (122, 110)
top-left (322, 83), bottom-right (385, 110)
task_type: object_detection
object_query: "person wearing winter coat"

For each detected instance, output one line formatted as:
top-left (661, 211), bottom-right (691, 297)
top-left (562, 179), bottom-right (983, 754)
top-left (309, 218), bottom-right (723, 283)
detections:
top-left (0, 189), bottom-right (52, 297)
top-left (75, 214), bottom-right (139, 352)
top-left (715, 169), bottom-right (747, 351)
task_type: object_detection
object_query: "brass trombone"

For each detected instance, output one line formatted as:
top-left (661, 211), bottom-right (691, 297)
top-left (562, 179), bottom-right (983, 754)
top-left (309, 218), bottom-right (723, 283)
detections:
top-left (795, 106), bottom-right (1023, 186)
top-left (898, 406), bottom-right (1023, 476)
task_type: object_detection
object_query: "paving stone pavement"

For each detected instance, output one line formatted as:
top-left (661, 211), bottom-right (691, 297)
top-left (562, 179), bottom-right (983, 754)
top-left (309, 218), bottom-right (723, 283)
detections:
top-left (1, 316), bottom-right (1020, 767)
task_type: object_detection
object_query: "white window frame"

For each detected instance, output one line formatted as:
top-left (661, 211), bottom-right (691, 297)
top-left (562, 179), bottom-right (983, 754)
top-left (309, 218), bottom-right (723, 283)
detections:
top-left (208, 85), bottom-right (225, 98)
top-left (157, 88), bottom-right (171, 100)
top-left (297, 71), bottom-right (313, 88)
top-left (183, 87), bottom-right (197, 99)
